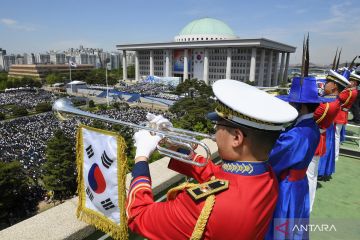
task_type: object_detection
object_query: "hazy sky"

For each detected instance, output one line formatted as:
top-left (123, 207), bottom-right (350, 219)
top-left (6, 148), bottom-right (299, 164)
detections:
top-left (1, 0), bottom-right (359, 65)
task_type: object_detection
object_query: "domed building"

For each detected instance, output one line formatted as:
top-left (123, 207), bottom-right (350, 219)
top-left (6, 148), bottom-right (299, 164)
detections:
top-left (117, 18), bottom-right (295, 86)
top-left (174, 18), bottom-right (238, 42)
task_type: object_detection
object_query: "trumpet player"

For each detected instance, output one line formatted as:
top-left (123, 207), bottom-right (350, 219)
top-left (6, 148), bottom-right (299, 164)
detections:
top-left (126, 79), bottom-right (298, 239)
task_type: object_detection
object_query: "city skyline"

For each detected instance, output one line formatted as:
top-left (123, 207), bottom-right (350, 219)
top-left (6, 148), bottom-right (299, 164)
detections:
top-left (1, 0), bottom-right (359, 65)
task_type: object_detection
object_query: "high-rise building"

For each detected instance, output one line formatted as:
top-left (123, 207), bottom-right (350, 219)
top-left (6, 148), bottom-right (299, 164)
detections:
top-left (15, 55), bottom-right (25, 65)
top-left (3, 54), bottom-right (16, 71)
top-left (49, 51), bottom-right (66, 64)
top-left (110, 52), bottom-right (121, 70)
top-left (0, 48), bottom-right (7, 71)
top-left (75, 53), bottom-right (89, 64)
top-left (24, 53), bottom-right (36, 64)
top-left (35, 53), bottom-right (50, 64)
top-left (88, 54), bottom-right (97, 66)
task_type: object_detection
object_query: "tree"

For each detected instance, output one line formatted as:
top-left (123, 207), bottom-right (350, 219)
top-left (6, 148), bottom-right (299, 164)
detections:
top-left (0, 161), bottom-right (34, 228)
top-left (35, 102), bottom-right (52, 113)
top-left (12, 106), bottom-right (28, 117)
top-left (42, 129), bottom-right (77, 201)
top-left (170, 97), bottom-right (215, 134)
top-left (45, 73), bottom-right (62, 85)
top-left (175, 79), bottom-right (213, 97)
top-left (97, 104), bottom-right (108, 110)
top-left (0, 112), bottom-right (5, 121)
top-left (88, 100), bottom-right (95, 108)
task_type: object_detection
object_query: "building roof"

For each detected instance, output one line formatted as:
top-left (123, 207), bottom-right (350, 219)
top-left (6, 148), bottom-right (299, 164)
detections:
top-left (175, 18), bottom-right (237, 42)
top-left (117, 38), bottom-right (296, 53)
top-left (179, 18), bottom-right (236, 37)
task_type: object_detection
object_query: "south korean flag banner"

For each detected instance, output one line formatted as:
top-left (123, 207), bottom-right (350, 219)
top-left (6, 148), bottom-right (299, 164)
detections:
top-left (76, 125), bottom-right (128, 240)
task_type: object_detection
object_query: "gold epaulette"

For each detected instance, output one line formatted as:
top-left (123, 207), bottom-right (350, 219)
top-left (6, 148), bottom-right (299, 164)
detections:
top-left (187, 179), bottom-right (229, 201)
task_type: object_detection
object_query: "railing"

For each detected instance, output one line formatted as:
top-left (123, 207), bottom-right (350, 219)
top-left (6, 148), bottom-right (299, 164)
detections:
top-left (344, 124), bottom-right (360, 149)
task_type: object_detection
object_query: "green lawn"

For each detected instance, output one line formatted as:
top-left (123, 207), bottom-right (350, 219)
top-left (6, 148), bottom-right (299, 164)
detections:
top-left (310, 155), bottom-right (360, 240)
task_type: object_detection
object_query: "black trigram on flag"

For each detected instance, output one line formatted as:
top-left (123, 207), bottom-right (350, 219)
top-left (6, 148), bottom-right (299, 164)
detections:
top-left (101, 198), bottom-right (115, 210)
top-left (101, 151), bottom-right (113, 169)
top-left (86, 187), bottom-right (94, 201)
top-left (86, 145), bottom-right (94, 158)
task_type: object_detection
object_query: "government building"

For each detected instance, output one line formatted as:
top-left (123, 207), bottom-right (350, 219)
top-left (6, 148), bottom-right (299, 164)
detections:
top-left (117, 18), bottom-right (296, 86)
top-left (8, 64), bottom-right (94, 81)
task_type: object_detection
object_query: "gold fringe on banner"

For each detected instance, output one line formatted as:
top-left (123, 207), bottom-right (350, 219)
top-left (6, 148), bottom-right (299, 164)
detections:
top-left (76, 124), bottom-right (129, 240)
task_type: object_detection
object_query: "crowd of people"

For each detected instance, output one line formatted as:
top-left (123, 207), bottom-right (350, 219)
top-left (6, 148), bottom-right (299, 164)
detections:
top-left (117, 82), bottom-right (178, 100)
top-left (0, 99), bottom-right (173, 183)
top-left (0, 89), bottom-right (56, 110)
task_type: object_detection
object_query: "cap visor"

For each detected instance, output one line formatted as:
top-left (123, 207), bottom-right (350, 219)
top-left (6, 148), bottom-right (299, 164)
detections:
top-left (206, 112), bottom-right (222, 121)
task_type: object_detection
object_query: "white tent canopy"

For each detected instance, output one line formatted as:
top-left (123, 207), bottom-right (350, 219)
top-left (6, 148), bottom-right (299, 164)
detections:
top-left (68, 81), bottom-right (86, 85)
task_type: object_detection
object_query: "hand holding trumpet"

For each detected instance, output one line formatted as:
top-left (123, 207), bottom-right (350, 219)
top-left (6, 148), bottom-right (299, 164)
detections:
top-left (134, 114), bottom-right (174, 162)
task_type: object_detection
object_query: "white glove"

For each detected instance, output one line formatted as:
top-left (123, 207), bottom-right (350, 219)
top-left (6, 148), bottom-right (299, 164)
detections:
top-left (133, 130), bottom-right (162, 159)
top-left (146, 113), bottom-right (173, 130)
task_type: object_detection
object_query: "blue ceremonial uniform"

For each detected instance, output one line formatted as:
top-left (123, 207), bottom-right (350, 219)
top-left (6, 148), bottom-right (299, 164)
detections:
top-left (266, 114), bottom-right (320, 240)
top-left (318, 123), bottom-right (336, 177)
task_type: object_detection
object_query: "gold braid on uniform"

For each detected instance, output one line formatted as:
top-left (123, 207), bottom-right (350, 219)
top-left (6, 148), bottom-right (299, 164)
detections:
top-left (341, 89), bottom-right (352, 107)
top-left (316, 103), bottom-right (329, 124)
top-left (166, 182), bottom-right (216, 240)
top-left (215, 101), bottom-right (282, 127)
top-left (167, 182), bottom-right (197, 200)
top-left (190, 194), bottom-right (215, 240)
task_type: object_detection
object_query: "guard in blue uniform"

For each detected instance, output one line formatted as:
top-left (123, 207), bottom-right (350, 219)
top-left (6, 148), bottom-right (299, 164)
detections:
top-left (266, 76), bottom-right (323, 240)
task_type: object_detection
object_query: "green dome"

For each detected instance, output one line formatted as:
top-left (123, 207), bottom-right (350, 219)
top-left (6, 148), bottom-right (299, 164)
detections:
top-left (178, 18), bottom-right (236, 37)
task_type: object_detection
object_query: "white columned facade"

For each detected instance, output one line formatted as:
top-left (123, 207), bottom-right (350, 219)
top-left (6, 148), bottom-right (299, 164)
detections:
top-left (249, 47), bottom-right (257, 82)
top-left (135, 51), bottom-right (139, 81)
top-left (266, 50), bottom-right (273, 87)
top-left (273, 51), bottom-right (280, 86)
top-left (183, 49), bottom-right (188, 81)
top-left (258, 49), bottom-right (265, 86)
top-left (150, 50), bottom-right (154, 76)
top-left (283, 52), bottom-right (290, 82)
top-left (203, 49), bottom-right (209, 85)
top-left (165, 50), bottom-right (170, 77)
top-left (279, 52), bottom-right (285, 84)
top-left (122, 50), bottom-right (127, 81)
top-left (226, 48), bottom-right (232, 79)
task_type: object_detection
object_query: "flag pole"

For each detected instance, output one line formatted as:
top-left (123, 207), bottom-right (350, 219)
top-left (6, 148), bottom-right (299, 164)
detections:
top-left (69, 59), bottom-right (73, 93)
top-left (69, 59), bottom-right (72, 82)
top-left (105, 58), bottom-right (110, 107)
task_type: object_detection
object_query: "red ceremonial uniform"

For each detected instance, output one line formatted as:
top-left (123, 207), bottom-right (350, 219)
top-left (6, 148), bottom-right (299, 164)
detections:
top-left (127, 154), bottom-right (278, 240)
top-left (313, 98), bottom-right (340, 156)
top-left (334, 88), bottom-right (358, 124)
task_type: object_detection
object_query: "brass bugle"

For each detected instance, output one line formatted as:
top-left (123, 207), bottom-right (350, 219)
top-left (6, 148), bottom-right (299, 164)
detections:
top-left (52, 98), bottom-right (213, 167)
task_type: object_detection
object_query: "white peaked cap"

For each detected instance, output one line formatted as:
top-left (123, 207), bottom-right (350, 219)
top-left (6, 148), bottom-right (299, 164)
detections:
top-left (350, 71), bottom-right (360, 82)
top-left (327, 70), bottom-right (350, 87)
top-left (211, 79), bottom-right (298, 131)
